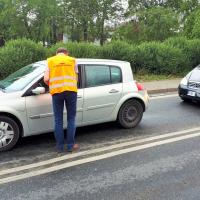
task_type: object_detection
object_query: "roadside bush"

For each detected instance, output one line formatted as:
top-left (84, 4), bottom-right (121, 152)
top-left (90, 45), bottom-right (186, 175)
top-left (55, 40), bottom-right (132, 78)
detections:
top-left (189, 39), bottom-right (200, 67)
top-left (47, 39), bottom-right (198, 75)
top-left (1, 37), bottom-right (200, 79)
top-left (100, 41), bottom-right (132, 59)
top-left (165, 37), bottom-right (200, 70)
top-left (134, 42), bottom-right (187, 75)
top-left (47, 42), bottom-right (101, 58)
top-left (0, 39), bottom-right (46, 78)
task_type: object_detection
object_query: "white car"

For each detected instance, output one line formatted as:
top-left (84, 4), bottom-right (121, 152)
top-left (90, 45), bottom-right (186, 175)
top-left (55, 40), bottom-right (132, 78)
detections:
top-left (0, 59), bottom-right (149, 151)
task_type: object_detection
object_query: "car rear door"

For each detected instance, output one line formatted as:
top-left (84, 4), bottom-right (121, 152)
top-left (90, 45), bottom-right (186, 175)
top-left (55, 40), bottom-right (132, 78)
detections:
top-left (82, 64), bottom-right (123, 124)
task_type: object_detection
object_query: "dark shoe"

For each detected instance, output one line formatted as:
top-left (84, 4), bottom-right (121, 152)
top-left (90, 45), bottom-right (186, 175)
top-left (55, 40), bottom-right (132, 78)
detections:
top-left (67, 144), bottom-right (79, 152)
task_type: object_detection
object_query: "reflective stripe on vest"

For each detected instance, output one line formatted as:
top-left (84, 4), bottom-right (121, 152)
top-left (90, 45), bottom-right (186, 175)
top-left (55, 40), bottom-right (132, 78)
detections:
top-left (49, 82), bottom-right (77, 90)
top-left (49, 75), bottom-right (76, 82)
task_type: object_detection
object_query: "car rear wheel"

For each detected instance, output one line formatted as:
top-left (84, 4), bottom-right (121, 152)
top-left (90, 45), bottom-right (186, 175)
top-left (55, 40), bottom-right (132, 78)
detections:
top-left (0, 116), bottom-right (20, 152)
top-left (118, 99), bottom-right (143, 129)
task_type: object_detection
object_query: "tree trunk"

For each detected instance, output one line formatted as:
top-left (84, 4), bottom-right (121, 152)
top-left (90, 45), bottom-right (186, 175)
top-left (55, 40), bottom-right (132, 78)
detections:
top-left (0, 37), bottom-right (5, 47)
top-left (100, 17), bottom-right (105, 45)
top-left (83, 20), bottom-right (88, 41)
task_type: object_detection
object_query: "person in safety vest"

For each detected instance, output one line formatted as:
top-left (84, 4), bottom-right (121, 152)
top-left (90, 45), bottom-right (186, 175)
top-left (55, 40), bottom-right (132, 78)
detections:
top-left (44, 47), bottom-right (79, 153)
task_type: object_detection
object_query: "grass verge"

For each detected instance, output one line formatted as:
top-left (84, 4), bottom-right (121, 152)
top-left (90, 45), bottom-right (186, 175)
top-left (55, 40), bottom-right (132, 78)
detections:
top-left (135, 73), bottom-right (182, 82)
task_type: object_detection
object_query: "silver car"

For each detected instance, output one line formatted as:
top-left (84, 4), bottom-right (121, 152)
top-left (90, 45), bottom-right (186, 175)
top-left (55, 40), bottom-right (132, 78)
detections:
top-left (0, 59), bottom-right (149, 151)
top-left (178, 65), bottom-right (200, 102)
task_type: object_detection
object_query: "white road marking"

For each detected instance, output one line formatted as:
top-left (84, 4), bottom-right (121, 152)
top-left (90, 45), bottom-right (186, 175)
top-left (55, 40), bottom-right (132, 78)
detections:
top-left (1, 128), bottom-right (200, 185)
top-left (150, 93), bottom-right (178, 99)
top-left (0, 127), bottom-right (200, 176)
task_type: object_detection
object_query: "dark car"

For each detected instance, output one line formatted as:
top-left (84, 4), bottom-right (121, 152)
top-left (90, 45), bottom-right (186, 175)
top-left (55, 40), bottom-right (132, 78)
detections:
top-left (178, 65), bottom-right (200, 102)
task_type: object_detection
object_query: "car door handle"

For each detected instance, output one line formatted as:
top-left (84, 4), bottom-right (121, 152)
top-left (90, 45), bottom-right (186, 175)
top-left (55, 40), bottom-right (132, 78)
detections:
top-left (109, 89), bottom-right (119, 93)
top-left (77, 95), bottom-right (82, 99)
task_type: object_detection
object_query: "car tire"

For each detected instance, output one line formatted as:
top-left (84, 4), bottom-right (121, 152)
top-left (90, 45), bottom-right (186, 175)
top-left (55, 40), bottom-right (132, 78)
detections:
top-left (118, 99), bottom-right (143, 129)
top-left (0, 116), bottom-right (20, 152)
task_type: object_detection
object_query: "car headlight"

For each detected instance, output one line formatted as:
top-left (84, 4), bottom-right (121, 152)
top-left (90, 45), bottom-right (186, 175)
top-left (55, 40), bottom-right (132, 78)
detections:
top-left (180, 77), bottom-right (188, 86)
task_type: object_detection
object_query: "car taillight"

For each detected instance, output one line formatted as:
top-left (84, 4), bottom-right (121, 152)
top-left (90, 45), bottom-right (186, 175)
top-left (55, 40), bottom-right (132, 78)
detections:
top-left (136, 82), bottom-right (144, 91)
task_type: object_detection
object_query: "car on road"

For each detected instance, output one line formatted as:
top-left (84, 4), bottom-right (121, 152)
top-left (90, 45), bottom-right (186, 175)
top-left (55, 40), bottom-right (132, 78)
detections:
top-left (178, 65), bottom-right (200, 102)
top-left (0, 59), bottom-right (149, 151)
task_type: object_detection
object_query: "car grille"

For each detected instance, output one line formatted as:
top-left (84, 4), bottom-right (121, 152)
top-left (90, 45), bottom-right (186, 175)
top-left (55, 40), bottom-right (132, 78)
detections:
top-left (188, 82), bottom-right (200, 89)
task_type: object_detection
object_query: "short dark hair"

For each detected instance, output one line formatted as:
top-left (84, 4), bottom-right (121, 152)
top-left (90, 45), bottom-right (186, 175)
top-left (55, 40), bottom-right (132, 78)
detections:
top-left (56, 47), bottom-right (68, 54)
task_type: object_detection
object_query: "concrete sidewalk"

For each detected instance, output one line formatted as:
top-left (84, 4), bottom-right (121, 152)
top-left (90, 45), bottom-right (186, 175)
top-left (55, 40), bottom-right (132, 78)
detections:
top-left (141, 78), bottom-right (182, 94)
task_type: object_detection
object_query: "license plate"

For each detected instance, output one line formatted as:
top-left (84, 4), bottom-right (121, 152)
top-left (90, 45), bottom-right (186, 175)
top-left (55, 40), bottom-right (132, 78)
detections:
top-left (187, 91), bottom-right (196, 96)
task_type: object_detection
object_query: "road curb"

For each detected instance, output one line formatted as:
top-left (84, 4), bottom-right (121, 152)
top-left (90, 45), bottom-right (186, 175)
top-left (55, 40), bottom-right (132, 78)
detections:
top-left (147, 88), bottom-right (178, 94)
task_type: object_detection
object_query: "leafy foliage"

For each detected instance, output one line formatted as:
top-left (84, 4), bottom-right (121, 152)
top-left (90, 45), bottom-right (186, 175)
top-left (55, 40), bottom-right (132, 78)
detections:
top-left (165, 37), bottom-right (200, 70)
top-left (134, 42), bottom-right (187, 74)
top-left (0, 39), bottom-right (46, 78)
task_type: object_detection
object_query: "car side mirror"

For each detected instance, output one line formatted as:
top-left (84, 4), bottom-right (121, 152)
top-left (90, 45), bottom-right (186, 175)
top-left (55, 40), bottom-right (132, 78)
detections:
top-left (32, 87), bottom-right (45, 95)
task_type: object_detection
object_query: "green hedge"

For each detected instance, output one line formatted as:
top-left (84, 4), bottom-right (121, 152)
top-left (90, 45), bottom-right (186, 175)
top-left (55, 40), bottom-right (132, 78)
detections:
top-left (134, 42), bottom-right (187, 74)
top-left (0, 39), bottom-right (46, 78)
top-left (164, 37), bottom-right (200, 70)
top-left (0, 37), bottom-right (200, 79)
top-left (47, 42), bottom-right (102, 58)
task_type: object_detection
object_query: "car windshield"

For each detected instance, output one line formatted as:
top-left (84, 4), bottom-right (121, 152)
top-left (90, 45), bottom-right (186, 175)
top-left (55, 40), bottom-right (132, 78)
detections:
top-left (0, 63), bottom-right (45, 93)
top-left (189, 68), bottom-right (200, 82)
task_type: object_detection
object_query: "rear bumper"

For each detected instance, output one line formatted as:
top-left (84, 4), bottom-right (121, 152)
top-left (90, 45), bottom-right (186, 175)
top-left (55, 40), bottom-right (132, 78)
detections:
top-left (139, 90), bottom-right (149, 110)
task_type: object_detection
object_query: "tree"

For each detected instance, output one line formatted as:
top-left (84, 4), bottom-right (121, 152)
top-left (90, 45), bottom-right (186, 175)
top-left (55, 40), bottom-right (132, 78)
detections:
top-left (184, 8), bottom-right (200, 39)
top-left (139, 7), bottom-right (179, 41)
top-left (61, 0), bottom-right (98, 42)
top-left (112, 21), bottom-right (142, 43)
top-left (114, 6), bottom-right (179, 42)
top-left (0, 0), bottom-right (17, 42)
top-left (128, 0), bottom-right (165, 13)
top-left (95, 0), bottom-right (124, 45)
top-left (0, 0), bottom-right (63, 44)
top-left (61, 0), bottom-right (124, 45)
top-left (13, 0), bottom-right (62, 44)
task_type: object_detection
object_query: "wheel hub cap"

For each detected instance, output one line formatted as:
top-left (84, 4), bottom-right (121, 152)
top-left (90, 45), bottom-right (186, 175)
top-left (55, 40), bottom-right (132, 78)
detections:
top-left (0, 122), bottom-right (14, 148)
top-left (0, 129), bottom-right (3, 139)
top-left (125, 107), bottom-right (136, 122)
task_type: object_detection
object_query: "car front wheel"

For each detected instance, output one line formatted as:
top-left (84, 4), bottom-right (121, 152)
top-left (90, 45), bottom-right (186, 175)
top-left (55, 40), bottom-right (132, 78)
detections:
top-left (118, 99), bottom-right (143, 129)
top-left (0, 116), bottom-right (20, 152)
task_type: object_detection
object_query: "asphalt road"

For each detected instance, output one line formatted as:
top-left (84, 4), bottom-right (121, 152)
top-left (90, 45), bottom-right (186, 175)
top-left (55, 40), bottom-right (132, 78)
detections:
top-left (1, 94), bottom-right (200, 168)
top-left (1, 94), bottom-right (200, 200)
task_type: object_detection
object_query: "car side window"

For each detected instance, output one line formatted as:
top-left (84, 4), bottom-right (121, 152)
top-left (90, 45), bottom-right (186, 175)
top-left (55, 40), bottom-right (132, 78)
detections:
top-left (111, 66), bottom-right (122, 83)
top-left (85, 65), bottom-right (121, 87)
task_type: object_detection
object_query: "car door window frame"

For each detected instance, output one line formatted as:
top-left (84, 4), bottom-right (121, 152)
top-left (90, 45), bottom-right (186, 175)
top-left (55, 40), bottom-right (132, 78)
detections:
top-left (77, 64), bottom-right (84, 89)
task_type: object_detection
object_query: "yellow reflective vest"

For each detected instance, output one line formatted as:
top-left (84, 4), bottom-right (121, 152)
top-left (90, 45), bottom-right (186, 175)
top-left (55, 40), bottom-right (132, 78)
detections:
top-left (47, 54), bottom-right (77, 95)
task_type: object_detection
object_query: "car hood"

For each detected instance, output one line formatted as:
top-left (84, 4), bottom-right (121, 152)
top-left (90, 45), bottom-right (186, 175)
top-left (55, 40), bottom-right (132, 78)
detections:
top-left (0, 90), bottom-right (22, 98)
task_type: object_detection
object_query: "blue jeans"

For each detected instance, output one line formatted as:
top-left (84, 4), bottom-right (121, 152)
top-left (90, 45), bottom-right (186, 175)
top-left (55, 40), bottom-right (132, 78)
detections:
top-left (52, 91), bottom-right (77, 151)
